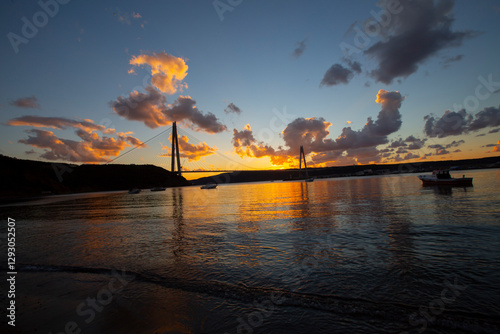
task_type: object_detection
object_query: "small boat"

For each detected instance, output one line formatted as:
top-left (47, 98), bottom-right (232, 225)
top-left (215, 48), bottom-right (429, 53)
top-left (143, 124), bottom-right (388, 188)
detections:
top-left (200, 183), bottom-right (217, 189)
top-left (150, 187), bottom-right (166, 192)
top-left (128, 188), bottom-right (141, 194)
top-left (305, 177), bottom-right (314, 182)
top-left (417, 170), bottom-right (473, 187)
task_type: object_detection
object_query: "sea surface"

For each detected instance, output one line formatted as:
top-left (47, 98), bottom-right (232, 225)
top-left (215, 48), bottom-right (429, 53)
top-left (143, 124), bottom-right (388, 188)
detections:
top-left (1, 169), bottom-right (500, 333)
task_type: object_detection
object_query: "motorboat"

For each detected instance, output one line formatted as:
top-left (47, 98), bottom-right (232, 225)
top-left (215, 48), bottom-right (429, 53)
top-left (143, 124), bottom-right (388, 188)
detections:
top-left (128, 188), bottom-right (141, 194)
top-left (150, 187), bottom-right (166, 191)
top-left (417, 170), bottom-right (473, 187)
top-left (200, 183), bottom-right (217, 189)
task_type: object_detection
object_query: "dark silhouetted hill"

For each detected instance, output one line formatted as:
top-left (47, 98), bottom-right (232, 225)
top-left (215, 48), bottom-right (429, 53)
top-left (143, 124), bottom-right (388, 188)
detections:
top-left (0, 155), bottom-right (189, 202)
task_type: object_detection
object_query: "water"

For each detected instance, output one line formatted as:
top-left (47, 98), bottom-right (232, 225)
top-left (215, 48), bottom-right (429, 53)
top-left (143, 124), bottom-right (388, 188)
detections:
top-left (1, 170), bottom-right (500, 333)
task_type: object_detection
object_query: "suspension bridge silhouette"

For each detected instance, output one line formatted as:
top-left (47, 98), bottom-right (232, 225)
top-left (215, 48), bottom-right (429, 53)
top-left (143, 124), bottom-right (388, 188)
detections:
top-left (106, 122), bottom-right (295, 176)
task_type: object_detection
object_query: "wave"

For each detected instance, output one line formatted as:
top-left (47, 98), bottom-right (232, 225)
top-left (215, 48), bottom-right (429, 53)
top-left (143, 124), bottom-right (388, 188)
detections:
top-left (9, 263), bottom-right (500, 333)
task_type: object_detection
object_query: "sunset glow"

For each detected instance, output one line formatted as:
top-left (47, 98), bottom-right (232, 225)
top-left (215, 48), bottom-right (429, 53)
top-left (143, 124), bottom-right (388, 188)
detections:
top-left (1, 1), bottom-right (499, 172)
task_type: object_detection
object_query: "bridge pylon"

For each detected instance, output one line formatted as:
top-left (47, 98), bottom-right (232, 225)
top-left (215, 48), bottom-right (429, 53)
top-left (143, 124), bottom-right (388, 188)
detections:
top-left (171, 121), bottom-right (182, 176)
top-left (299, 145), bottom-right (308, 178)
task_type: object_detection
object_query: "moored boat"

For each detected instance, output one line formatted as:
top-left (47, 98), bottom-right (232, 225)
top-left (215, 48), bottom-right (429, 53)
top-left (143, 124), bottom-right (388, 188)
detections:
top-left (417, 170), bottom-right (473, 187)
top-left (128, 188), bottom-right (141, 194)
top-left (150, 187), bottom-right (166, 191)
top-left (200, 183), bottom-right (217, 189)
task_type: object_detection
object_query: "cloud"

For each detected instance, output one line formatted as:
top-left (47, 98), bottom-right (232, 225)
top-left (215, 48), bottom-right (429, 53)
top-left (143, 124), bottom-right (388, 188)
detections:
top-left (404, 135), bottom-right (427, 150)
top-left (300, 90), bottom-right (403, 164)
top-left (129, 52), bottom-right (188, 94)
top-left (166, 96), bottom-right (227, 133)
top-left (161, 135), bottom-right (216, 161)
top-left (6, 115), bottom-right (110, 133)
top-left (445, 139), bottom-right (464, 148)
top-left (10, 96), bottom-right (40, 109)
top-left (424, 109), bottom-right (469, 138)
top-left (441, 54), bottom-right (464, 68)
top-left (114, 10), bottom-right (143, 25)
top-left (7, 115), bottom-right (144, 163)
top-left (320, 64), bottom-right (354, 86)
top-left (18, 129), bottom-right (130, 163)
top-left (110, 86), bottom-right (167, 128)
top-left (393, 152), bottom-right (421, 162)
top-left (232, 124), bottom-right (256, 148)
top-left (224, 103), bottom-right (242, 114)
top-left (110, 86), bottom-right (226, 133)
top-left (427, 143), bottom-right (452, 156)
top-left (346, 58), bottom-right (362, 74)
top-left (371, 89), bottom-right (404, 136)
top-left (395, 147), bottom-right (408, 154)
top-left (281, 117), bottom-right (335, 154)
top-left (435, 148), bottom-right (450, 155)
top-left (292, 39), bottom-right (307, 58)
top-left (232, 90), bottom-right (404, 166)
top-left (468, 106), bottom-right (500, 131)
top-left (321, 56), bottom-right (362, 88)
top-left (424, 105), bottom-right (500, 138)
top-left (364, 0), bottom-right (477, 84)
top-left (493, 140), bottom-right (500, 152)
top-left (232, 124), bottom-right (278, 160)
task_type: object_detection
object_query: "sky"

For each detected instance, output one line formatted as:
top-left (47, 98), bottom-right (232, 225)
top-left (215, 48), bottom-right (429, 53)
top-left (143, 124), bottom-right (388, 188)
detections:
top-left (1, 0), bottom-right (500, 179)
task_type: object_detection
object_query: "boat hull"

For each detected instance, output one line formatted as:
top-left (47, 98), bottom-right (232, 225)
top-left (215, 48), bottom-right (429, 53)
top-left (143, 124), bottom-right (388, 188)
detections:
top-left (418, 176), bottom-right (473, 187)
top-left (200, 183), bottom-right (217, 189)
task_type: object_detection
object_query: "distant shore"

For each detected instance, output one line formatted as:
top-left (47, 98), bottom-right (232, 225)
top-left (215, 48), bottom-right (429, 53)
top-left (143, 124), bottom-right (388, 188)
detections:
top-left (191, 155), bottom-right (500, 185)
top-left (1, 154), bottom-right (499, 202)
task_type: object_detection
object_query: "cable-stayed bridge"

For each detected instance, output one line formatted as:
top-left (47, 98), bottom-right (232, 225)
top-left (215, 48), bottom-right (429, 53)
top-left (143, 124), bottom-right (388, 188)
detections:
top-left (106, 122), bottom-right (271, 176)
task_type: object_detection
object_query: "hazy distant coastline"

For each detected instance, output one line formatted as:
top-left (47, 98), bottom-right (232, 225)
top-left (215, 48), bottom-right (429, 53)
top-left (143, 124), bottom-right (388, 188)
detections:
top-left (191, 155), bottom-right (500, 185)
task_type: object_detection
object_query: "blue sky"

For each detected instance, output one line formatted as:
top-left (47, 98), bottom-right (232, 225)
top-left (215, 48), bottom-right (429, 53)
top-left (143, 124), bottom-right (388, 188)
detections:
top-left (1, 0), bottom-right (499, 175)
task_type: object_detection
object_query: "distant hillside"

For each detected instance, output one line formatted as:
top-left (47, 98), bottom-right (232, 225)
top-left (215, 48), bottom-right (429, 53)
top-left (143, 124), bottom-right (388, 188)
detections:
top-left (0, 155), bottom-right (190, 202)
top-left (191, 156), bottom-right (500, 185)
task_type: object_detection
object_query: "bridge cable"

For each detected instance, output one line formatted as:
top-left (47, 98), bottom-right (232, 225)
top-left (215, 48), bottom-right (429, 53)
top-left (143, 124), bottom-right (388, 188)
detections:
top-left (105, 126), bottom-right (172, 164)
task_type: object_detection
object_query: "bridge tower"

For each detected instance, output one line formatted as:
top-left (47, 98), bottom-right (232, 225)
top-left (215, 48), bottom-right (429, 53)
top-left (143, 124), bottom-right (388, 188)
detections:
top-left (299, 145), bottom-right (308, 178)
top-left (171, 121), bottom-right (182, 176)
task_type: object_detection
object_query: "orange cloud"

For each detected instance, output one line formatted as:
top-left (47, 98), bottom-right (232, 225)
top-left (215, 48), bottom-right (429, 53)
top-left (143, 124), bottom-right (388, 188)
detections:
top-left (19, 129), bottom-right (131, 163)
top-left (129, 52), bottom-right (188, 94)
top-left (493, 140), bottom-right (500, 152)
top-left (161, 134), bottom-right (216, 161)
top-left (8, 115), bottom-right (144, 163)
top-left (231, 90), bottom-right (405, 167)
